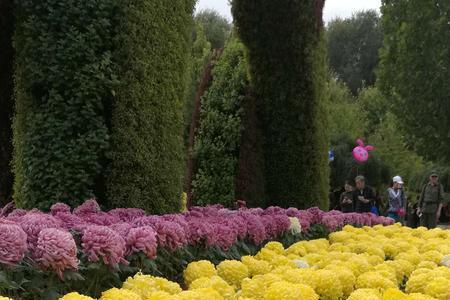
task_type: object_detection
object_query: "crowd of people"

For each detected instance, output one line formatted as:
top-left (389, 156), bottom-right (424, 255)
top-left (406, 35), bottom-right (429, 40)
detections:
top-left (329, 172), bottom-right (448, 229)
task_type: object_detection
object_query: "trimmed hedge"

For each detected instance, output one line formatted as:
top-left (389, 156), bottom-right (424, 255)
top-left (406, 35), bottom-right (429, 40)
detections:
top-left (232, 0), bottom-right (330, 209)
top-left (192, 39), bottom-right (248, 207)
top-left (106, 0), bottom-right (196, 213)
top-left (13, 0), bottom-right (116, 209)
top-left (0, 0), bottom-right (14, 205)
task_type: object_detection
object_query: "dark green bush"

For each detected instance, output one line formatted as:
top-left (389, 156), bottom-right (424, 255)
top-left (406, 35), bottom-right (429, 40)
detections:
top-left (13, 0), bottom-right (116, 209)
top-left (232, 0), bottom-right (330, 209)
top-left (0, 0), bottom-right (14, 205)
top-left (106, 0), bottom-right (196, 213)
top-left (192, 39), bottom-right (248, 207)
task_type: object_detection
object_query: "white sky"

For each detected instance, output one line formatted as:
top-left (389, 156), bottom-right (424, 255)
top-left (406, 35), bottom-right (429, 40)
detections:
top-left (196, 0), bottom-right (382, 22)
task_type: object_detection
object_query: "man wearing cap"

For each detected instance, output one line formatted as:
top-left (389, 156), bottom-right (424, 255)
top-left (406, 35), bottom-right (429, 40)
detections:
top-left (418, 172), bottom-right (445, 229)
top-left (387, 176), bottom-right (406, 222)
top-left (353, 175), bottom-right (376, 213)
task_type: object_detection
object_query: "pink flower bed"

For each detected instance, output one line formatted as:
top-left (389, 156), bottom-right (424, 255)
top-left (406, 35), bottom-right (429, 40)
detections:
top-left (0, 199), bottom-right (394, 278)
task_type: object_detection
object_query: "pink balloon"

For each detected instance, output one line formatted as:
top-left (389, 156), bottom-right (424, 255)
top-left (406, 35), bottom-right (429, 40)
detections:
top-left (352, 139), bottom-right (374, 163)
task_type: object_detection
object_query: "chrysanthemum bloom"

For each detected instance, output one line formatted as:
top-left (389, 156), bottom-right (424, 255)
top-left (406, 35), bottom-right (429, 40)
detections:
top-left (122, 273), bottom-right (182, 298)
top-left (59, 292), bottom-right (94, 300)
top-left (34, 228), bottom-right (78, 278)
top-left (125, 226), bottom-right (157, 259)
top-left (184, 261), bottom-right (217, 286)
top-left (176, 288), bottom-right (223, 300)
top-left (74, 198), bottom-right (101, 215)
top-left (264, 281), bottom-right (319, 300)
top-left (217, 260), bottom-right (249, 288)
top-left (241, 256), bottom-right (272, 276)
top-left (152, 220), bottom-right (187, 251)
top-left (347, 288), bottom-right (381, 300)
top-left (108, 208), bottom-right (145, 223)
top-left (424, 277), bottom-right (450, 300)
top-left (50, 203), bottom-right (71, 215)
top-left (81, 225), bottom-right (127, 266)
top-left (100, 288), bottom-right (142, 300)
top-left (19, 213), bottom-right (61, 249)
top-left (111, 222), bottom-right (133, 238)
top-left (0, 223), bottom-right (27, 265)
top-left (189, 275), bottom-right (235, 299)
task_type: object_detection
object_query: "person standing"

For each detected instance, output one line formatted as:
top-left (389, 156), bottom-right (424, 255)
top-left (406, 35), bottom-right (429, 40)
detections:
top-left (353, 175), bottom-right (375, 213)
top-left (340, 180), bottom-right (354, 213)
top-left (418, 172), bottom-right (445, 229)
top-left (387, 176), bottom-right (406, 222)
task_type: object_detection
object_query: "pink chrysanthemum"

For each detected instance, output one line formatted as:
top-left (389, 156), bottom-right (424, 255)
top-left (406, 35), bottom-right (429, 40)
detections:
top-left (19, 213), bottom-right (61, 250)
top-left (125, 226), bottom-right (157, 259)
top-left (81, 225), bottom-right (127, 266)
top-left (73, 199), bottom-right (101, 215)
top-left (34, 228), bottom-right (78, 278)
top-left (0, 223), bottom-right (27, 265)
top-left (50, 203), bottom-right (71, 215)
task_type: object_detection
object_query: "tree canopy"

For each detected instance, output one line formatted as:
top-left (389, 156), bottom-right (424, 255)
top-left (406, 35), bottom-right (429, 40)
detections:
top-left (327, 10), bottom-right (383, 94)
top-left (378, 0), bottom-right (450, 164)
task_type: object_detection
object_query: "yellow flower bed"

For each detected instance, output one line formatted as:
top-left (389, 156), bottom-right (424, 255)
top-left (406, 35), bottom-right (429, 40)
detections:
top-left (60, 224), bottom-right (450, 300)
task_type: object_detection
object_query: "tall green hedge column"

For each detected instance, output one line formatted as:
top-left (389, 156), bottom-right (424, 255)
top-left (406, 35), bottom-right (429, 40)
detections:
top-left (232, 0), bottom-right (329, 209)
top-left (107, 0), bottom-right (195, 213)
top-left (13, 0), bottom-right (116, 209)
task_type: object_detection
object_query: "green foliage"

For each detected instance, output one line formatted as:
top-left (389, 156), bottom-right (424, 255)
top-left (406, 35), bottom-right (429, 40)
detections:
top-left (357, 87), bottom-right (388, 135)
top-left (183, 22), bottom-right (212, 147)
top-left (232, 0), bottom-right (330, 209)
top-left (192, 39), bottom-right (248, 207)
top-left (378, 0), bottom-right (450, 163)
top-left (13, 0), bottom-right (116, 210)
top-left (369, 112), bottom-right (427, 185)
top-left (195, 9), bottom-right (231, 49)
top-left (0, 0), bottom-right (14, 204)
top-left (326, 10), bottom-right (383, 94)
top-left (106, 0), bottom-right (195, 213)
top-left (328, 78), bottom-right (367, 139)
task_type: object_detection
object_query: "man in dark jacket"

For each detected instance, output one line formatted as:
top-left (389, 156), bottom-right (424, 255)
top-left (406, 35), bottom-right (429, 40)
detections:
top-left (353, 175), bottom-right (375, 213)
top-left (418, 172), bottom-right (445, 229)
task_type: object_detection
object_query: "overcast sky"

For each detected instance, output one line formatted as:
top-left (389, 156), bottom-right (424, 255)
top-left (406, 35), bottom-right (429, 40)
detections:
top-left (196, 0), bottom-right (382, 22)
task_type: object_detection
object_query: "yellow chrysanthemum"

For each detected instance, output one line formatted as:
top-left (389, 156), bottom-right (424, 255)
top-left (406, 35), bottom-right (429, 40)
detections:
top-left (313, 269), bottom-right (343, 300)
top-left (285, 242), bottom-right (307, 256)
top-left (217, 260), bottom-right (249, 287)
top-left (100, 288), bottom-right (142, 300)
top-left (421, 251), bottom-right (444, 265)
top-left (423, 277), bottom-right (450, 300)
top-left (59, 293), bottom-right (94, 300)
top-left (264, 281), bottom-right (318, 300)
top-left (184, 260), bottom-right (217, 286)
top-left (175, 288), bottom-right (223, 300)
top-left (146, 291), bottom-right (174, 300)
top-left (347, 288), bottom-right (382, 300)
top-left (263, 241), bottom-right (284, 254)
top-left (189, 276), bottom-right (235, 299)
top-left (356, 271), bottom-right (396, 292)
top-left (416, 261), bottom-right (438, 270)
top-left (382, 288), bottom-right (407, 300)
top-left (324, 265), bottom-right (356, 297)
top-left (241, 256), bottom-right (272, 276)
top-left (405, 293), bottom-right (438, 300)
top-left (406, 273), bottom-right (435, 294)
top-left (123, 273), bottom-right (182, 297)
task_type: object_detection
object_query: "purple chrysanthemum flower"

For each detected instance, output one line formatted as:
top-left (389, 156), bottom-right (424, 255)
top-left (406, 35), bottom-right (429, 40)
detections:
top-left (0, 223), bottom-right (27, 265)
top-left (34, 228), bottom-right (78, 279)
top-left (50, 203), bottom-right (71, 215)
top-left (108, 208), bottom-right (145, 222)
top-left (81, 225), bottom-right (127, 266)
top-left (125, 226), bottom-right (157, 259)
top-left (19, 213), bottom-right (62, 250)
top-left (73, 198), bottom-right (101, 215)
